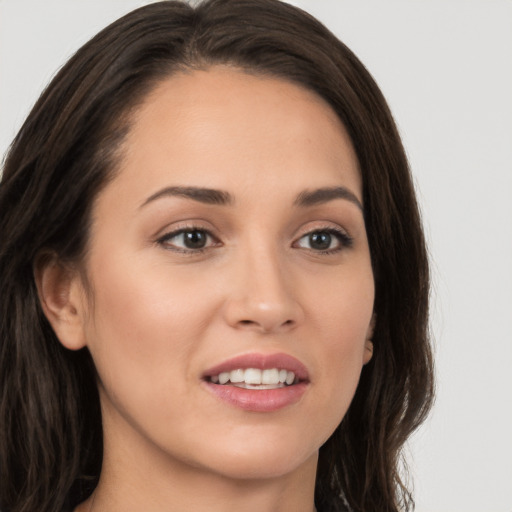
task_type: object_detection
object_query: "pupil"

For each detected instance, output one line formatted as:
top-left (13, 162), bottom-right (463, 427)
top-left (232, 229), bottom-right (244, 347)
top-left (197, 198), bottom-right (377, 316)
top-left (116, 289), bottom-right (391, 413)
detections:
top-left (310, 232), bottom-right (331, 250)
top-left (184, 230), bottom-right (206, 249)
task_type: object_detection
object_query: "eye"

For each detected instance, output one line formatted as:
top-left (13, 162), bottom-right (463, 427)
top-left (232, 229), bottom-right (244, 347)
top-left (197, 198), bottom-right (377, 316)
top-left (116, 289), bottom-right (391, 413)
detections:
top-left (295, 228), bottom-right (352, 253)
top-left (157, 228), bottom-right (218, 252)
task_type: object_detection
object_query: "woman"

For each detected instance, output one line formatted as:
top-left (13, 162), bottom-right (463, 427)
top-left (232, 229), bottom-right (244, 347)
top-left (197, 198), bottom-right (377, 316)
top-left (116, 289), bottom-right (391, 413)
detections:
top-left (0, 1), bottom-right (434, 511)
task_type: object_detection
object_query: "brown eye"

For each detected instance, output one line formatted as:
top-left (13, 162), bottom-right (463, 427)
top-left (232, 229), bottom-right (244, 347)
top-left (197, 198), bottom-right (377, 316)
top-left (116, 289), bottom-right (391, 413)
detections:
top-left (182, 230), bottom-right (208, 249)
top-left (158, 228), bottom-right (216, 252)
top-left (308, 232), bottom-right (333, 250)
top-left (295, 229), bottom-right (352, 253)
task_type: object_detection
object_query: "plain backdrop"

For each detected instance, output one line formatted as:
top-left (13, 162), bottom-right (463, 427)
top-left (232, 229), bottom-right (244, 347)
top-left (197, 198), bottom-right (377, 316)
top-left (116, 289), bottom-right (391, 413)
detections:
top-left (1, 1), bottom-right (511, 511)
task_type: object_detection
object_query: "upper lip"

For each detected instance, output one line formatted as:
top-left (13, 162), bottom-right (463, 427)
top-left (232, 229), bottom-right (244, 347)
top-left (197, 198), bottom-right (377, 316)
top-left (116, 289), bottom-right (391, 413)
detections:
top-left (202, 352), bottom-right (309, 381)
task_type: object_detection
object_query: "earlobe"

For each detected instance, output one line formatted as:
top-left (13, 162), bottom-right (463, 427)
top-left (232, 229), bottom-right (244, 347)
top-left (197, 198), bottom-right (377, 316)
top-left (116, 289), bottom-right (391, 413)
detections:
top-left (363, 339), bottom-right (373, 365)
top-left (34, 252), bottom-right (87, 351)
top-left (363, 313), bottom-right (376, 365)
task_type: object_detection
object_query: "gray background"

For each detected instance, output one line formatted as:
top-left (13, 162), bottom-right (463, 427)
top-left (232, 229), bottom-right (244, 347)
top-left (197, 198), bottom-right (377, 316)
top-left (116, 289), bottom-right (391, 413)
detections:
top-left (1, 1), bottom-right (511, 511)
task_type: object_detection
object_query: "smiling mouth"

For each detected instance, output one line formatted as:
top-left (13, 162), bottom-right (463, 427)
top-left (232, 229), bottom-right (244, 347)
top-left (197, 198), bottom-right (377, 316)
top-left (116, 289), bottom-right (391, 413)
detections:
top-left (207, 368), bottom-right (299, 389)
top-left (202, 353), bottom-right (309, 411)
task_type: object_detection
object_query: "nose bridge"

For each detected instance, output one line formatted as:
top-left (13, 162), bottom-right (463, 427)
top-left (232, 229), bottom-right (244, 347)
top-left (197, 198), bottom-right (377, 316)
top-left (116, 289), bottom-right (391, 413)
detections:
top-left (224, 233), bottom-right (302, 333)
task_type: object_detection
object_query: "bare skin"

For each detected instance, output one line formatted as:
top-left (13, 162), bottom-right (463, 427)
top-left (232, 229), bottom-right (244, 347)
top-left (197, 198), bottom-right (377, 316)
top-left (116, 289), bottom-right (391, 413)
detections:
top-left (38, 67), bottom-right (374, 512)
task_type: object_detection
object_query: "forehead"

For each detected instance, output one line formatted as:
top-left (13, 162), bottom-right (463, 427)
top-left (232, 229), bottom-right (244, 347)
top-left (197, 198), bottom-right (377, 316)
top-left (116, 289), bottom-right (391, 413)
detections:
top-left (105, 66), bottom-right (361, 207)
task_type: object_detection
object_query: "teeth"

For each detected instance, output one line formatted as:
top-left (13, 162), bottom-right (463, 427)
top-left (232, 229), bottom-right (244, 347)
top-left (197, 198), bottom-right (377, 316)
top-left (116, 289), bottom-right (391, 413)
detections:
top-left (262, 368), bottom-right (279, 385)
top-left (229, 369), bottom-right (245, 383)
top-left (218, 372), bottom-right (230, 385)
top-left (244, 368), bottom-right (262, 384)
top-left (210, 368), bottom-right (298, 387)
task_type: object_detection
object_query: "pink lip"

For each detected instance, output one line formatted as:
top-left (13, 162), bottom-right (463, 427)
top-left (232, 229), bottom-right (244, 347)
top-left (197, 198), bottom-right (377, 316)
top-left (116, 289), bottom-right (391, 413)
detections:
top-left (201, 352), bottom-right (309, 413)
top-left (202, 352), bottom-right (309, 381)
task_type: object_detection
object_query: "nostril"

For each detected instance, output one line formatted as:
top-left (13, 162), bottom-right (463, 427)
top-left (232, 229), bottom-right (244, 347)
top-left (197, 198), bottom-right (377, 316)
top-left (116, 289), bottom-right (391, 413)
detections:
top-left (237, 318), bottom-right (295, 331)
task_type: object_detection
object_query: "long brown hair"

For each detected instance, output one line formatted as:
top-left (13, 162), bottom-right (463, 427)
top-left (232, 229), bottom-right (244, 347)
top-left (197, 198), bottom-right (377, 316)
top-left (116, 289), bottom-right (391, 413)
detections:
top-left (0, 1), bottom-right (434, 511)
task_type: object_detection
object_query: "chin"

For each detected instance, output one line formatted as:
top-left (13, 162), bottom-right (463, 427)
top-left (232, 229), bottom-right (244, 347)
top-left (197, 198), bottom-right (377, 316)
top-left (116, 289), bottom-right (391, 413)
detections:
top-left (207, 452), bottom-right (315, 481)
top-left (190, 430), bottom-right (320, 481)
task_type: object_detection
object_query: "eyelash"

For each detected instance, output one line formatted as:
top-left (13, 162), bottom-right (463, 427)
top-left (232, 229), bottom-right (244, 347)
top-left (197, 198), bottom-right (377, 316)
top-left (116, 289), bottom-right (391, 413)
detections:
top-left (156, 225), bottom-right (353, 255)
top-left (294, 227), bottom-right (353, 254)
top-left (156, 226), bottom-right (219, 254)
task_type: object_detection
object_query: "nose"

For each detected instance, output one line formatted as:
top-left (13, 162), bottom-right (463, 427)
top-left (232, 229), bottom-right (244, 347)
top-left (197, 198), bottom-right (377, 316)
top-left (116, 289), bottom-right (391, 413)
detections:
top-left (222, 244), bottom-right (303, 334)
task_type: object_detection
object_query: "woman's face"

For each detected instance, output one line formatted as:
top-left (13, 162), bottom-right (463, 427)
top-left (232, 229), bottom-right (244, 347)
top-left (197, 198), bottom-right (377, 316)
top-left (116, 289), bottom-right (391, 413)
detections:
top-left (75, 67), bottom-right (374, 480)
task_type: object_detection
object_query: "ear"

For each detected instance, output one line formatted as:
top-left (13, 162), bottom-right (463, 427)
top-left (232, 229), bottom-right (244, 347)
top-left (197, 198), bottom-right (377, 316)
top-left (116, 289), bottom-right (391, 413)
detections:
top-left (34, 252), bottom-right (87, 351)
top-left (363, 314), bottom-right (376, 365)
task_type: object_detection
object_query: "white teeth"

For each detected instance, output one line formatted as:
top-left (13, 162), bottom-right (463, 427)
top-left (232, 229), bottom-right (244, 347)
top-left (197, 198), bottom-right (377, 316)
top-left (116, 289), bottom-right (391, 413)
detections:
top-left (285, 371), bottom-right (295, 385)
top-left (244, 368), bottom-right (262, 384)
top-left (218, 372), bottom-right (230, 385)
top-left (229, 369), bottom-right (245, 383)
top-left (210, 368), bottom-right (298, 387)
top-left (262, 368), bottom-right (279, 385)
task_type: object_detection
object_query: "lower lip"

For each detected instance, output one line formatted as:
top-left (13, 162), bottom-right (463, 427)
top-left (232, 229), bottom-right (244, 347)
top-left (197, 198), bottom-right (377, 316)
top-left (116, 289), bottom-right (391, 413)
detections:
top-left (203, 381), bottom-right (308, 412)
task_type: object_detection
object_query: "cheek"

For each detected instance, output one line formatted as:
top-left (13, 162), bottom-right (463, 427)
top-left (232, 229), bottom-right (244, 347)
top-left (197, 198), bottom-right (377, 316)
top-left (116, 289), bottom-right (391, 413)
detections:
top-left (310, 259), bottom-right (374, 348)
top-left (306, 266), bottom-right (374, 422)
top-left (82, 254), bottom-right (216, 406)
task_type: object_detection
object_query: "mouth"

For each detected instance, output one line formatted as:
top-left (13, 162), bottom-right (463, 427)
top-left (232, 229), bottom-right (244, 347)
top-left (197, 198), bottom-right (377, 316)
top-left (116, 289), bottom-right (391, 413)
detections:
top-left (207, 367), bottom-right (299, 389)
top-left (201, 352), bottom-right (309, 412)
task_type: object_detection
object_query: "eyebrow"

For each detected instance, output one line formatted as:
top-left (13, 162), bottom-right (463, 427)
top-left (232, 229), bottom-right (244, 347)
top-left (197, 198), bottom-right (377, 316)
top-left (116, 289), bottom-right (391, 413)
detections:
top-left (140, 184), bottom-right (363, 211)
top-left (140, 186), bottom-right (234, 208)
top-left (294, 186), bottom-right (363, 211)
